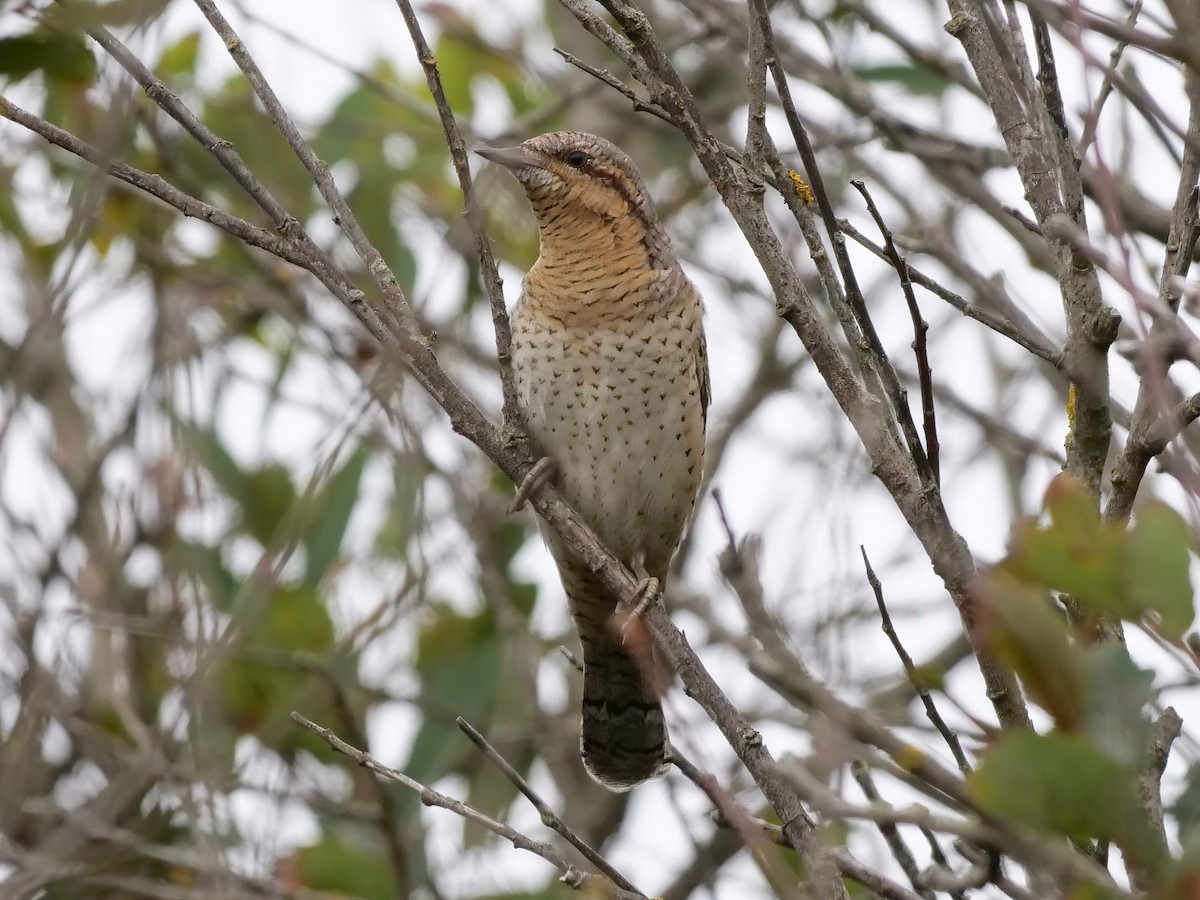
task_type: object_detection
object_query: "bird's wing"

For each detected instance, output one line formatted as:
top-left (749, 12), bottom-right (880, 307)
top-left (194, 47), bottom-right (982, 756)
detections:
top-left (692, 323), bottom-right (710, 428)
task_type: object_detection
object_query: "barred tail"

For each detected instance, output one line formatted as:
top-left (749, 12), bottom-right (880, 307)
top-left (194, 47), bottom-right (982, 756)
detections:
top-left (564, 563), bottom-right (670, 791)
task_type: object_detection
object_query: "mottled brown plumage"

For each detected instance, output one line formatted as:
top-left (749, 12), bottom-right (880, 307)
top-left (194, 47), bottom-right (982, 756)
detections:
top-left (478, 132), bottom-right (708, 791)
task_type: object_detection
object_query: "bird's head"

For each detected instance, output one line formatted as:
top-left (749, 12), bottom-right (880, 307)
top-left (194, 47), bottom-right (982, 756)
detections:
top-left (476, 131), bottom-right (666, 256)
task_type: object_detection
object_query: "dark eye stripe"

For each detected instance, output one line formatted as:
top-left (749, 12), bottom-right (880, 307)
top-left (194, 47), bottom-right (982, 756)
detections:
top-left (590, 167), bottom-right (639, 213)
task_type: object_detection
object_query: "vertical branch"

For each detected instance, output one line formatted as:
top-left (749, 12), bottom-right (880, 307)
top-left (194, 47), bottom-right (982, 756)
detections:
top-left (946, 0), bottom-right (1120, 641)
top-left (1130, 707), bottom-right (1182, 892)
top-left (1106, 72), bottom-right (1200, 523)
top-left (392, 0), bottom-right (521, 428)
top-left (743, 63), bottom-right (891, 411)
top-left (744, 6), bottom-right (769, 173)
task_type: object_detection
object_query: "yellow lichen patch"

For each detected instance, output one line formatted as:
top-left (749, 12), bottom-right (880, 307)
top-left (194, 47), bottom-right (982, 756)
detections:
top-left (788, 169), bottom-right (815, 205)
top-left (1067, 383), bottom-right (1077, 428)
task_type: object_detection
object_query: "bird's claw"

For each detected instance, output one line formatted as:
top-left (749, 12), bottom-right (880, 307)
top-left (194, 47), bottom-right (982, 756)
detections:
top-left (619, 561), bottom-right (661, 642)
top-left (625, 575), bottom-right (661, 620)
top-left (508, 457), bottom-right (556, 513)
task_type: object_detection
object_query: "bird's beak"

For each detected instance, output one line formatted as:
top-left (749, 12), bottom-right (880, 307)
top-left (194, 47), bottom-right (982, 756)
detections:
top-left (474, 145), bottom-right (541, 171)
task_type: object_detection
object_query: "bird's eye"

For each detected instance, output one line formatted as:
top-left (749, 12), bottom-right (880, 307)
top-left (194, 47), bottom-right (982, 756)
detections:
top-left (564, 149), bottom-right (590, 168)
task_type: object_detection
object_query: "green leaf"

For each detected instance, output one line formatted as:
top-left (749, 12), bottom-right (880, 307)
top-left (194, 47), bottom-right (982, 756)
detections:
top-left (157, 31), bottom-right (201, 78)
top-left (180, 422), bottom-right (248, 501)
top-left (1008, 474), bottom-right (1123, 611)
top-left (163, 538), bottom-right (238, 611)
top-left (1082, 645), bottom-right (1154, 767)
top-left (43, 0), bottom-right (170, 30)
top-left (1172, 763), bottom-right (1200, 841)
top-left (854, 63), bottom-right (953, 97)
top-left (0, 33), bottom-right (96, 85)
top-left (1004, 475), bottom-right (1196, 636)
top-left (201, 76), bottom-right (316, 217)
top-left (979, 570), bottom-right (1084, 730)
top-left (347, 166), bottom-right (416, 299)
top-left (242, 463), bottom-right (297, 546)
top-left (309, 64), bottom-right (404, 165)
top-left (1125, 503), bottom-right (1196, 639)
top-left (0, 167), bottom-right (25, 239)
top-left (968, 731), bottom-right (1162, 869)
top-left (218, 585), bottom-right (335, 743)
top-left (303, 448), bottom-right (368, 583)
top-left (373, 454), bottom-right (423, 559)
top-left (1157, 845), bottom-right (1200, 900)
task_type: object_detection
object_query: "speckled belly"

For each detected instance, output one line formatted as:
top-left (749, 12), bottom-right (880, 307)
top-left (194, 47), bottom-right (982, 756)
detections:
top-left (510, 302), bottom-right (705, 574)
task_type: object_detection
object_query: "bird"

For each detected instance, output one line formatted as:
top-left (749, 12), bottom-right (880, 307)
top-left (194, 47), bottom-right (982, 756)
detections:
top-left (476, 131), bottom-right (708, 791)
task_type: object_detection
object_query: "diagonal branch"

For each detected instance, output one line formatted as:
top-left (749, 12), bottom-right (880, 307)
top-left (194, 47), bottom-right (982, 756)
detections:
top-left (1107, 72), bottom-right (1200, 524)
top-left (290, 712), bottom-right (639, 898)
top-left (861, 547), bottom-right (970, 775)
top-left (456, 717), bottom-right (645, 897)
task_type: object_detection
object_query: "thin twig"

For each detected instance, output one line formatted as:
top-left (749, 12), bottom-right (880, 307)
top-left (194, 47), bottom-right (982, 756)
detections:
top-left (289, 712), bottom-right (633, 897)
top-left (839, 220), bottom-right (1066, 370)
top-left (323, 677), bottom-right (409, 890)
top-left (454, 717), bottom-right (645, 897)
top-left (849, 760), bottom-right (935, 900)
top-left (712, 490), bottom-right (792, 661)
top-left (861, 546), bottom-right (972, 775)
top-left (551, 46), bottom-right (763, 186)
top-left (187, 0), bottom-right (415, 334)
top-left (851, 180), bottom-right (940, 483)
top-left (667, 748), bottom-right (805, 900)
top-left (706, 804), bottom-right (927, 900)
top-left (392, 0), bottom-right (519, 427)
top-left (1106, 74), bottom-right (1200, 524)
top-left (1077, 1), bottom-right (1143, 160)
top-left (553, 48), bottom-right (676, 127)
top-left (775, 754), bottom-right (1127, 896)
top-left (755, 1), bottom-right (935, 489)
top-left (750, 650), bottom-right (973, 811)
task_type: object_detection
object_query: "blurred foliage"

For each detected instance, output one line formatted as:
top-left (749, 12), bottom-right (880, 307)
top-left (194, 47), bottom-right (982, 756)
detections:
top-left (975, 473), bottom-right (1197, 887)
top-left (0, 31), bottom-right (96, 84)
top-left (0, 3), bottom-right (557, 893)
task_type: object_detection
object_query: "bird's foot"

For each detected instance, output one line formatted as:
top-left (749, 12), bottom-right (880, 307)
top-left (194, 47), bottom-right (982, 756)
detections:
top-left (625, 575), bottom-right (661, 620)
top-left (619, 559), bottom-right (661, 641)
top-left (508, 457), bottom-right (556, 513)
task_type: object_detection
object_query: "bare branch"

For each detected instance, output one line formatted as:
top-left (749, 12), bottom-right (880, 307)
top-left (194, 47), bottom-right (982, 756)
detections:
top-left (849, 760), bottom-right (936, 900)
top-left (455, 717), bottom-right (645, 897)
top-left (290, 712), bottom-right (636, 898)
top-left (391, 0), bottom-right (519, 427)
top-left (861, 547), bottom-right (971, 775)
top-left (851, 180), bottom-right (941, 483)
